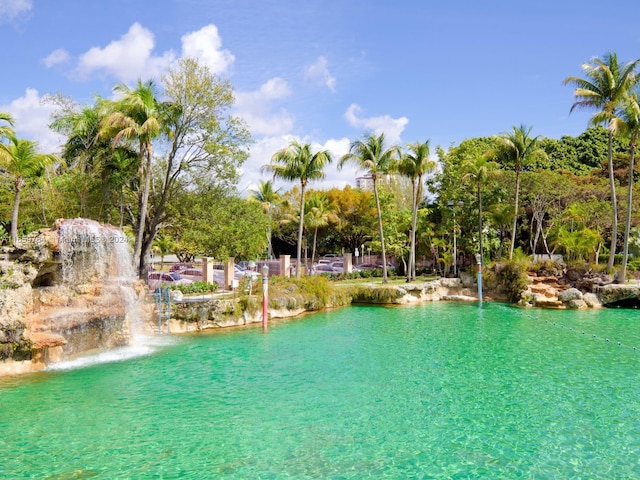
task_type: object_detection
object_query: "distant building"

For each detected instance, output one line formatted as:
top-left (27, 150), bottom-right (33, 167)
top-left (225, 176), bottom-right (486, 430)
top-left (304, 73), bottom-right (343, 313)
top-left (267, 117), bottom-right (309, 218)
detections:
top-left (355, 175), bottom-right (374, 190)
top-left (355, 174), bottom-right (392, 190)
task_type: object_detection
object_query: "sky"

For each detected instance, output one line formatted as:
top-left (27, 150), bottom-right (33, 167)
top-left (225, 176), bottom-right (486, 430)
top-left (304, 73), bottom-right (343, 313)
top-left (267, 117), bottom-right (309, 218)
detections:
top-left (1, 0), bottom-right (640, 194)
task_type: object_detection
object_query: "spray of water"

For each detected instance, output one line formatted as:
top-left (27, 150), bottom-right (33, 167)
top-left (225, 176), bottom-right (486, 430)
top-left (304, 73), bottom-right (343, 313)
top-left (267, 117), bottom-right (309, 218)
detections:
top-left (49, 219), bottom-right (171, 370)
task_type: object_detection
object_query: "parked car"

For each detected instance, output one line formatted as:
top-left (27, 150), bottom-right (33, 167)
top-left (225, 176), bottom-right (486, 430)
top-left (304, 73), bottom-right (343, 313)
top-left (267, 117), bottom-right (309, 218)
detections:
top-left (312, 264), bottom-right (335, 275)
top-left (331, 261), bottom-right (345, 273)
top-left (235, 264), bottom-right (259, 281)
top-left (178, 268), bottom-right (203, 282)
top-left (148, 272), bottom-right (193, 290)
top-left (170, 262), bottom-right (193, 272)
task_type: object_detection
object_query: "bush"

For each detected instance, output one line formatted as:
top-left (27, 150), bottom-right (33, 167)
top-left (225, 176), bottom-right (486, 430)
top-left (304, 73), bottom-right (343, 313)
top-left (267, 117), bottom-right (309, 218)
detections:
top-left (488, 260), bottom-right (529, 303)
top-left (170, 281), bottom-right (218, 294)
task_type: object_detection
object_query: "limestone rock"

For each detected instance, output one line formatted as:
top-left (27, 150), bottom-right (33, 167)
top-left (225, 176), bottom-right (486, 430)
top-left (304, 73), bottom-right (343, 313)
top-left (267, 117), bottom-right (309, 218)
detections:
top-left (596, 284), bottom-right (640, 307)
top-left (583, 293), bottom-right (602, 309)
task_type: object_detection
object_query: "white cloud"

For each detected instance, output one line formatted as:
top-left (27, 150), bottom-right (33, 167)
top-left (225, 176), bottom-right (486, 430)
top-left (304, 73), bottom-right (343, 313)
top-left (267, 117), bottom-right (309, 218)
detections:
top-left (239, 134), bottom-right (356, 195)
top-left (0, 88), bottom-right (64, 153)
top-left (304, 56), bottom-right (336, 92)
top-left (181, 24), bottom-right (234, 74)
top-left (344, 103), bottom-right (409, 144)
top-left (76, 22), bottom-right (175, 82)
top-left (235, 78), bottom-right (294, 136)
top-left (0, 0), bottom-right (31, 21)
top-left (42, 48), bottom-right (70, 67)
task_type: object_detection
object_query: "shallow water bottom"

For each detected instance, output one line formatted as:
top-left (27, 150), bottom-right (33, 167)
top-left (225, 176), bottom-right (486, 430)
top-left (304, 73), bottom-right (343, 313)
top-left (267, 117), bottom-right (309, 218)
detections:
top-left (1, 303), bottom-right (639, 478)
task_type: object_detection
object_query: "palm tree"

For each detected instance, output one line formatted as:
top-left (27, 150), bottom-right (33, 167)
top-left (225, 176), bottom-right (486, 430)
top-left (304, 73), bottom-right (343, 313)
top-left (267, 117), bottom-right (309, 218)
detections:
top-left (564, 52), bottom-right (640, 270)
top-left (0, 138), bottom-right (60, 245)
top-left (462, 154), bottom-right (501, 265)
top-left (0, 112), bottom-right (15, 142)
top-left (152, 234), bottom-right (175, 271)
top-left (262, 141), bottom-right (333, 278)
top-left (610, 93), bottom-right (640, 283)
top-left (304, 192), bottom-right (337, 267)
top-left (250, 179), bottom-right (281, 259)
top-left (494, 125), bottom-right (546, 260)
top-left (339, 133), bottom-right (401, 283)
top-left (101, 80), bottom-right (171, 275)
top-left (397, 140), bottom-right (435, 281)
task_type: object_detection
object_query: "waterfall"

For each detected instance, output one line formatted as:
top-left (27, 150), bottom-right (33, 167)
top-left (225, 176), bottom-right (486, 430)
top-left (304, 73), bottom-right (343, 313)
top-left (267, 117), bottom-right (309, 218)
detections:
top-left (56, 218), bottom-right (145, 338)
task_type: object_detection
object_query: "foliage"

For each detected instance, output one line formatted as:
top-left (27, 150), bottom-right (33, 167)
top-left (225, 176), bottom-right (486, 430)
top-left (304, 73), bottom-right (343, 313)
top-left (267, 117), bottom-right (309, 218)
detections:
top-left (487, 257), bottom-right (530, 303)
top-left (171, 187), bottom-right (269, 261)
top-left (267, 275), bottom-right (350, 311)
top-left (170, 281), bottom-right (218, 294)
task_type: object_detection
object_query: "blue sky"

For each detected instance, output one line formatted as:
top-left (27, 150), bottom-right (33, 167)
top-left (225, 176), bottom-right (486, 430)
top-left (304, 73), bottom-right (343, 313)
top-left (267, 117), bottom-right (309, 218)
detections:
top-left (1, 0), bottom-right (640, 192)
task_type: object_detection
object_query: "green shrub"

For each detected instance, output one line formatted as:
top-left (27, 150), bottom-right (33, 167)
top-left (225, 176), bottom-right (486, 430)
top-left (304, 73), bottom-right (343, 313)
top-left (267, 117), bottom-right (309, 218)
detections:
top-left (488, 260), bottom-right (529, 303)
top-left (171, 281), bottom-right (218, 294)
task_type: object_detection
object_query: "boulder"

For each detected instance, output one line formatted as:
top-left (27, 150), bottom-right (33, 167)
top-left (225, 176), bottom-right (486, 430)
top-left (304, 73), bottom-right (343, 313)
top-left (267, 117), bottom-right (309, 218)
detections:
top-left (596, 284), bottom-right (640, 307)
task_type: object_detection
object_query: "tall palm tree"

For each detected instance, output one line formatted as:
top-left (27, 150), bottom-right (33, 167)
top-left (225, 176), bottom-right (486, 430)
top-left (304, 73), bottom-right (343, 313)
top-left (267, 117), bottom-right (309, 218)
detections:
top-left (304, 192), bottom-right (337, 267)
top-left (462, 154), bottom-right (501, 265)
top-left (398, 140), bottom-right (435, 281)
top-left (250, 179), bottom-right (281, 259)
top-left (262, 141), bottom-right (333, 278)
top-left (339, 133), bottom-right (401, 283)
top-left (494, 125), bottom-right (546, 260)
top-left (101, 80), bottom-right (171, 274)
top-left (610, 93), bottom-right (640, 283)
top-left (564, 52), bottom-right (640, 270)
top-left (0, 138), bottom-right (60, 245)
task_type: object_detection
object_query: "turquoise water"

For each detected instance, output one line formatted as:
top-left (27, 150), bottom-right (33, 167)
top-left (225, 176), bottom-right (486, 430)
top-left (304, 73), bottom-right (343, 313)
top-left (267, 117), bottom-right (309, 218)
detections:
top-left (1, 303), bottom-right (640, 478)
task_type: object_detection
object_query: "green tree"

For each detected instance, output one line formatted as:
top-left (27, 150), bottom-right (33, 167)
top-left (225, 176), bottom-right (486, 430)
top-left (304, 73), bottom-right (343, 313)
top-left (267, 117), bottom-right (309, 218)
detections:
top-left (101, 80), bottom-right (171, 273)
top-left (152, 234), bottom-right (175, 270)
top-left (263, 141), bottom-right (333, 277)
top-left (0, 138), bottom-right (60, 244)
top-left (0, 112), bottom-right (15, 143)
top-left (462, 154), bottom-right (501, 264)
top-left (398, 140), bottom-right (435, 281)
top-left (250, 179), bottom-right (281, 259)
top-left (339, 133), bottom-right (400, 283)
top-left (304, 192), bottom-right (337, 267)
top-left (564, 52), bottom-right (640, 270)
top-left (610, 93), bottom-right (640, 283)
top-left (494, 125), bottom-right (547, 260)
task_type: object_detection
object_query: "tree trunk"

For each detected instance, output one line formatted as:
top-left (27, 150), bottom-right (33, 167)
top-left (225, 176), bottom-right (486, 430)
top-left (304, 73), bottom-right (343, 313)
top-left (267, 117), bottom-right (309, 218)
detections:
top-left (620, 143), bottom-right (636, 284)
top-left (509, 168), bottom-right (521, 260)
top-left (373, 180), bottom-right (388, 284)
top-left (607, 130), bottom-right (618, 271)
top-left (133, 142), bottom-right (151, 276)
top-left (408, 178), bottom-right (417, 282)
top-left (10, 179), bottom-right (23, 246)
top-left (296, 183), bottom-right (306, 278)
top-left (478, 182), bottom-right (484, 263)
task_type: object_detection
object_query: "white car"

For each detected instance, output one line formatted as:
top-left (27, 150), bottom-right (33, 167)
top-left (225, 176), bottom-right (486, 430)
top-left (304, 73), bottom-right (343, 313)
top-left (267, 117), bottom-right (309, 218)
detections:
top-left (148, 272), bottom-right (193, 290)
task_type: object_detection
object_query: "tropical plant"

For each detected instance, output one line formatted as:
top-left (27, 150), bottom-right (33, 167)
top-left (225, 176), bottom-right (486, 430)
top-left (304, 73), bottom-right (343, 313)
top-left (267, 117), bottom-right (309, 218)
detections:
top-left (101, 80), bottom-right (172, 274)
top-left (462, 153), bottom-right (501, 265)
top-left (250, 179), bottom-right (281, 259)
top-left (494, 125), bottom-right (547, 260)
top-left (564, 52), bottom-right (640, 270)
top-left (339, 133), bottom-right (400, 283)
top-left (397, 140), bottom-right (435, 281)
top-left (0, 112), bottom-right (15, 143)
top-left (152, 234), bottom-right (175, 270)
top-left (304, 192), bottom-right (337, 266)
top-left (263, 141), bottom-right (333, 277)
top-left (610, 93), bottom-right (640, 282)
top-left (0, 138), bottom-right (60, 244)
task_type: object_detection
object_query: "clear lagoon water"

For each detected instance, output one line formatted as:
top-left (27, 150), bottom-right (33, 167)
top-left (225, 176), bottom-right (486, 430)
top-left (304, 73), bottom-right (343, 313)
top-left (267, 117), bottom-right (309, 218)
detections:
top-left (1, 302), bottom-right (640, 478)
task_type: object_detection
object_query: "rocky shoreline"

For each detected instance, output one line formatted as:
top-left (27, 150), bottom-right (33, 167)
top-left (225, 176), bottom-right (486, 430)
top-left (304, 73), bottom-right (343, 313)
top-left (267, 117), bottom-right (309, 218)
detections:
top-left (2, 225), bottom-right (640, 378)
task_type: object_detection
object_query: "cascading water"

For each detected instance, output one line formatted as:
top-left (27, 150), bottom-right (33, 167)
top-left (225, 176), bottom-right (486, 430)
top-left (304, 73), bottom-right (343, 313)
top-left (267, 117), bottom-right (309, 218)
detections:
top-left (52, 218), bottom-right (149, 358)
